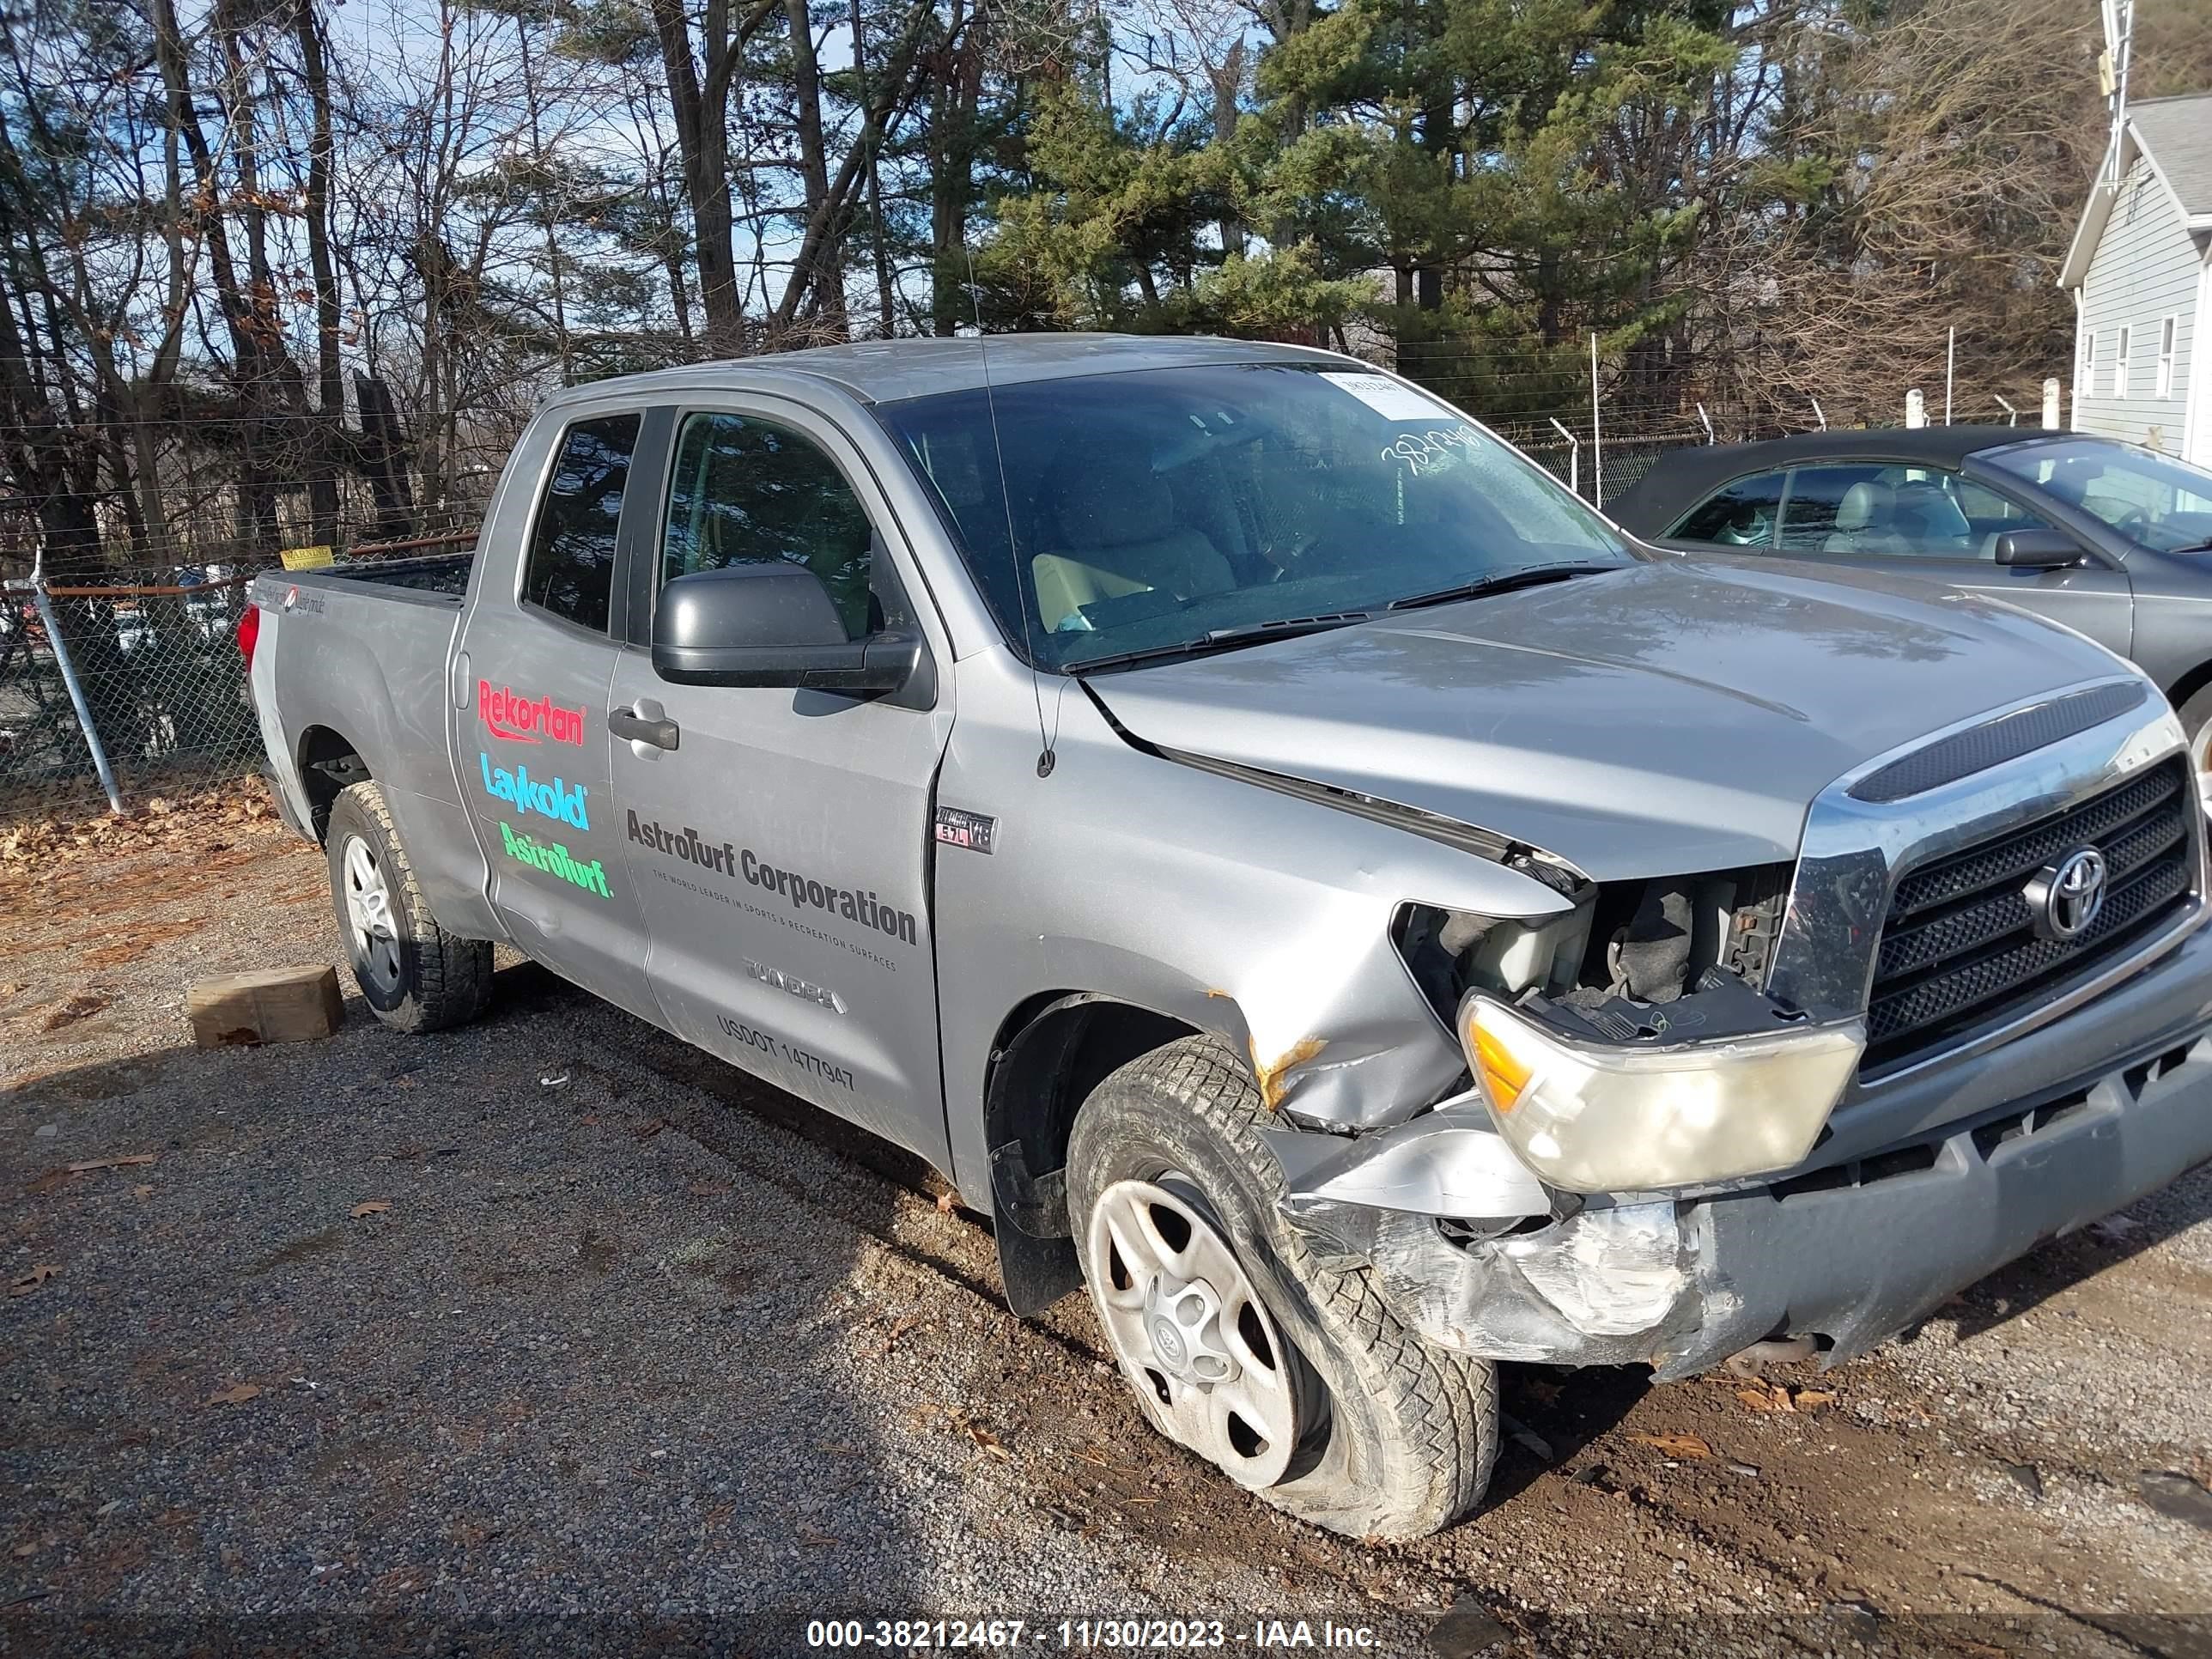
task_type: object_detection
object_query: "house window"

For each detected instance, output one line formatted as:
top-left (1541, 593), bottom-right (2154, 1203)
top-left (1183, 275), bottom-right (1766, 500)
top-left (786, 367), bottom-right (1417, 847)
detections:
top-left (2113, 325), bottom-right (2130, 398)
top-left (2157, 316), bottom-right (2178, 399)
top-left (2083, 331), bottom-right (2097, 398)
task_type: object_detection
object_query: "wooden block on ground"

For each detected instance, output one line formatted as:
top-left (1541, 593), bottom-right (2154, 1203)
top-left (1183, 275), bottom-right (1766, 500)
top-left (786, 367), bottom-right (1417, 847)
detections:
top-left (186, 965), bottom-right (344, 1048)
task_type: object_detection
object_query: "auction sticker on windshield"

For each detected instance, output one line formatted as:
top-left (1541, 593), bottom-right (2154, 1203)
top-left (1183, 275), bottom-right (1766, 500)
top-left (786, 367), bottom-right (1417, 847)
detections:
top-left (1319, 370), bottom-right (1454, 423)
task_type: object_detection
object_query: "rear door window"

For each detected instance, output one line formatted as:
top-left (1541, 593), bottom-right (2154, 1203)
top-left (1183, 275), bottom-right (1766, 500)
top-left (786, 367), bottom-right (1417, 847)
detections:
top-left (1670, 471), bottom-right (1784, 547)
top-left (521, 413), bottom-right (640, 634)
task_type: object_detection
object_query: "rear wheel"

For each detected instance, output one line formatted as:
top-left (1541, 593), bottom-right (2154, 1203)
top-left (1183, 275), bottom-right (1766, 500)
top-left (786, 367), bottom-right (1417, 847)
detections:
top-left (1067, 1036), bottom-right (1498, 1539)
top-left (325, 781), bottom-right (493, 1034)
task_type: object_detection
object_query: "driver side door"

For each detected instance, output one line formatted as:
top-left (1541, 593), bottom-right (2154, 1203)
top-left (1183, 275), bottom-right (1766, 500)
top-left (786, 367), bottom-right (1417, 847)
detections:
top-left (605, 396), bottom-right (957, 1165)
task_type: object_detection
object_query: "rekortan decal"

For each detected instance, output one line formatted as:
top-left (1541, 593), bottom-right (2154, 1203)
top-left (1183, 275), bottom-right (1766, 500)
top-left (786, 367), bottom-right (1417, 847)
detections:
top-left (480, 680), bottom-right (586, 745)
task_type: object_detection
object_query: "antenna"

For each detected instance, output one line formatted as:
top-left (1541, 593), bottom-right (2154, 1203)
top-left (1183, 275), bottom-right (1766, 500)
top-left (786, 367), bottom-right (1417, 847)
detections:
top-left (963, 246), bottom-right (1056, 778)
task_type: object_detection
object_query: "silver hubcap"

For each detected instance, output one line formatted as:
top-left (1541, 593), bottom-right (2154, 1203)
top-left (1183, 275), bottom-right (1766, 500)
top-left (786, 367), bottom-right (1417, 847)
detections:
top-left (340, 834), bottom-right (402, 992)
top-left (1085, 1179), bottom-right (1302, 1488)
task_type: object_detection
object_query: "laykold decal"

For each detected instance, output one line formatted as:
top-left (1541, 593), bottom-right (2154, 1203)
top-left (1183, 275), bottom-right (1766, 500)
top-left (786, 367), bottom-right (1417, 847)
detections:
top-left (479, 679), bottom-right (586, 744)
top-left (480, 753), bottom-right (590, 830)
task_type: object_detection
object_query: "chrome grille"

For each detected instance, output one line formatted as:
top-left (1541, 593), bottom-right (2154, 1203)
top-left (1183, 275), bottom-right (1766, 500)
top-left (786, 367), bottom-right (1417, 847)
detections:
top-left (1863, 757), bottom-right (2197, 1073)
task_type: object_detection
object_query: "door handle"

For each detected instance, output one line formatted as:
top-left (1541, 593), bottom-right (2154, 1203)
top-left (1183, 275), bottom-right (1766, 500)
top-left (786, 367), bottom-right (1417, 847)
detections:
top-left (608, 708), bottom-right (680, 750)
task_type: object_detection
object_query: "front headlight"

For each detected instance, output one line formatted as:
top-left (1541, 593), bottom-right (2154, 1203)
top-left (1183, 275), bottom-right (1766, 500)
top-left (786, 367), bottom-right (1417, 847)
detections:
top-left (1461, 994), bottom-right (1864, 1193)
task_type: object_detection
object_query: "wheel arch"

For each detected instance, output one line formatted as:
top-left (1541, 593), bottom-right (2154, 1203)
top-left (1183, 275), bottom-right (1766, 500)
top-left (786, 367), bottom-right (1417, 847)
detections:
top-left (982, 990), bottom-right (1217, 1316)
top-left (295, 724), bottom-right (373, 842)
top-left (2165, 659), bottom-right (2212, 728)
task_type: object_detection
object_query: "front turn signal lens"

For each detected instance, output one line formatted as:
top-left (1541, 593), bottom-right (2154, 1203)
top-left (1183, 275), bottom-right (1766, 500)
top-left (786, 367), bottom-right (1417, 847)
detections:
top-left (1460, 995), bottom-right (1864, 1194)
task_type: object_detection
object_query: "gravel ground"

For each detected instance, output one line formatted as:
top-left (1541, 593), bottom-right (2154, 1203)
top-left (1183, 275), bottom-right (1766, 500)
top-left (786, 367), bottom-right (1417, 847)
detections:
top-left (3, 800), bottom-right (2210, 1659)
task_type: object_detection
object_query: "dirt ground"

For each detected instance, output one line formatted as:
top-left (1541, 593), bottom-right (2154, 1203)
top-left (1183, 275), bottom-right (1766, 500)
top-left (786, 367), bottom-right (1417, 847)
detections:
top-left (3, 790), bottom-right (2209, 1659)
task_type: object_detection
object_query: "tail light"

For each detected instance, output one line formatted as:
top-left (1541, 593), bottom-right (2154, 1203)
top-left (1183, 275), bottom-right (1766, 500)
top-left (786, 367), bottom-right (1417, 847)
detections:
top-left (236, 602), bottom-right (261, 669)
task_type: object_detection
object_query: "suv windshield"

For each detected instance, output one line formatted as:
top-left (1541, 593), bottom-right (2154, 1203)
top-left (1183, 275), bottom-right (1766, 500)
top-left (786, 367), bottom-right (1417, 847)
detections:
top-left (1985, 438), bottom-right (2212, 555)
top-left (875, 362), bottom-right (1631, 671)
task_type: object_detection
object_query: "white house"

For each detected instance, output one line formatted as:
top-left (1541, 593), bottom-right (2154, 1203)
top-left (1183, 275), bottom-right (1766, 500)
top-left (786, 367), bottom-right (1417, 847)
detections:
top-left (2059, 90), bottom-right (2212, 465)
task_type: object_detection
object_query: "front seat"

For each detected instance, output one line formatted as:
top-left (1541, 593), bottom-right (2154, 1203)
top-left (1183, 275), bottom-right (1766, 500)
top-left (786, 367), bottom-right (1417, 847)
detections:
top-left (1889, 481), bottom-right (1976, 556)
top-left (1030, 450), bottom-right (1236, 633)
top-left (1822, 481), bottom-right (1912, 556)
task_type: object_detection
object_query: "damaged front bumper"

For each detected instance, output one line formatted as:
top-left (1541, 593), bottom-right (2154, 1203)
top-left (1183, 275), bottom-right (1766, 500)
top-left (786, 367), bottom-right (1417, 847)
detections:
top-left (1266, 927), bottom-right (2212, 1379)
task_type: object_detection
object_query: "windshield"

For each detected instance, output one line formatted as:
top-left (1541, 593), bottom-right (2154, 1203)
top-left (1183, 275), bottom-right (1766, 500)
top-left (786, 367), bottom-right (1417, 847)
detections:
top-left (874, 362), bottom-right (1631, 671)
top-left (1985, 438), bottom-right (2212, 554)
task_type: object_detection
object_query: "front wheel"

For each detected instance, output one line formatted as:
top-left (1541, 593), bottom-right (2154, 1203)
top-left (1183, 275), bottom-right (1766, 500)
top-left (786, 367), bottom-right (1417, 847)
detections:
top-left (1067, 1036), bottom-right (1498, 1539)
top-left (325, 781), bottom-right (493, 1034)
top-left (2179, 686), bottom-right (2212, 817)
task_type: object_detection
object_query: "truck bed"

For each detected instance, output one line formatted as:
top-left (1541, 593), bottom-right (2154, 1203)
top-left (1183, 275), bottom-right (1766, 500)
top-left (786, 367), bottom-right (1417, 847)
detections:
top-left (250, 548), bottom-right (499, 939)
top-left (310, 550), bottom-right (474, 598)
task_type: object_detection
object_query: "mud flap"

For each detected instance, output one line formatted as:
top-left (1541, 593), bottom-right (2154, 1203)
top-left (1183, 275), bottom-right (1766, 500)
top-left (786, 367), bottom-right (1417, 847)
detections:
top-left (993, 1205), bottom-right (1084, 1315)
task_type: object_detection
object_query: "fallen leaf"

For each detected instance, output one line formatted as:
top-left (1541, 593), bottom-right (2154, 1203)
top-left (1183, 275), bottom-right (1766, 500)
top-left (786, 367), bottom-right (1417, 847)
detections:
top-left (631, 1117), bottom-right (665, 1139)
top-left (798, 1522), bottom-right (842, 1547)
top-left (36, 993), bottom-right (110, 1032)
top-left (132, 1183), bottom-right (154, 1200)
top-left (934, 1191), bottom-right (957, 1213)
top-left (878, 1315), bottom-right (922, 1355)
top-left (11, 1540), bottom-right (39, 1559)
top-left (8, 1263), bottom-right (58, 1297)
top-left (1627, 1431), bottom-right (1712, 1459)
top-left (686, 1180), bottom-right (732, 1198)
top-left (25, 1169), bottom-right (76, 1196)
top-left (1737, 1386), bottom-right (1796, 1413)
top-left (1793, 1389), bottom-right (1837, 1412)
top-left (967, 1424), bottom-right (1011, 1460)
top-left (350, 1200), bottom-right (392, 1218)
top-left (204, 1382), bottom-right (262, 1407)
top-left (67, 1153), bottom-right (157, 1173)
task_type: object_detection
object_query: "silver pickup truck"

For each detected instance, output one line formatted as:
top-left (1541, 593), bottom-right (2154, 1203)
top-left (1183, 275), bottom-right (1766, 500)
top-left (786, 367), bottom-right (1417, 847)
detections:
top-left (249, 334), bottom-right (2212, 1540)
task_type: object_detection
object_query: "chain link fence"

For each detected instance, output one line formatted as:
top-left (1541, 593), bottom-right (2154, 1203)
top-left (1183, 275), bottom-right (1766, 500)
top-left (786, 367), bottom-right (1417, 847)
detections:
top-left (0, 534), bottom-right (487, 825)
top-left (2, 565), bottom-right (267, 823)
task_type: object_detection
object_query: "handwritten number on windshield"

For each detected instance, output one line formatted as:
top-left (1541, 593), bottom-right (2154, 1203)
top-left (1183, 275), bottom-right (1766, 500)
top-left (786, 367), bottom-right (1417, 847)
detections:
top-left (1381, 424), bottom-right (1483, 476)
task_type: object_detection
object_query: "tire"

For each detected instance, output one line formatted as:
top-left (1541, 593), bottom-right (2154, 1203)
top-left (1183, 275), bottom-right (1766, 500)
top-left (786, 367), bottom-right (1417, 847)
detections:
top-left (1066, 1036), bottom-right (1498, 1539)
top-left (325, 781), bottom-right (493, 1034)
top-left (2178, 684), bottom-right (2212, 743)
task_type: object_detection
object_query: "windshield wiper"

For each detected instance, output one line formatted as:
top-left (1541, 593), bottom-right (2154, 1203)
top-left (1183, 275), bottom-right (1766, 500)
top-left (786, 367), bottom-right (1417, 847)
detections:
top-left (1066, 611), bottom-right (1371, 675)
top-left (1386, 561), bottom-right (1619, 613)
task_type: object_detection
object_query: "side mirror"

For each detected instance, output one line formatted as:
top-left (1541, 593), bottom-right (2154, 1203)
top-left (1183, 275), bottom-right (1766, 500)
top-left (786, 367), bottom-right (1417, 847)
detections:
top-left (652, 564), bottom-right (920, 692)
top-left (1993, 528), bottom-right (2086, 569)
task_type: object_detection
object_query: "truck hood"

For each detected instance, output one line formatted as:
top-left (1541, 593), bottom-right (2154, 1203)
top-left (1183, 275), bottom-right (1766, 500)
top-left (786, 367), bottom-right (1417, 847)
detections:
top-left (1085, 558), bottom-right (2139, 881)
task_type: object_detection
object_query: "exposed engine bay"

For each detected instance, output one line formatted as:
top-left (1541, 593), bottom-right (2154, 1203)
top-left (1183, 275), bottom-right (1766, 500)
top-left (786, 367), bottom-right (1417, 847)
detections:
top-left (1394, 855), bottom-right (1794, 1038)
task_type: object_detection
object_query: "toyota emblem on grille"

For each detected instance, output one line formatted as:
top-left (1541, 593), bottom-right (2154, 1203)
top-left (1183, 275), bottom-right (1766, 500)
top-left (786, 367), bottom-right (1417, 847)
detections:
top-left (2025, 846), bottom-right (2108, 943)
